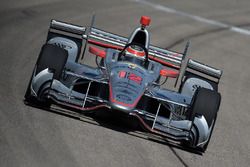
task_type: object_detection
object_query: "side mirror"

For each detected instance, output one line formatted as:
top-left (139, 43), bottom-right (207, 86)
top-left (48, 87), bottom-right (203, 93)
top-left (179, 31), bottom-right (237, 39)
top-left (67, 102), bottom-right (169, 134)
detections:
top-left (89, 46), bottom-right (106, 58)
top-left (160, 69), bottom-right (179, 78)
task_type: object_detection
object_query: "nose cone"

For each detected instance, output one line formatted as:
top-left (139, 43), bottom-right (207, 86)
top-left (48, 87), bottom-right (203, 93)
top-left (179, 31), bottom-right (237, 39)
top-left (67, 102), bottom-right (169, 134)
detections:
top-left (109, 81), bottom-right (143, 112)
top-left (109, 65), bottom-right (146, 112)
top-left (109, 102), bottom-right (133, 113)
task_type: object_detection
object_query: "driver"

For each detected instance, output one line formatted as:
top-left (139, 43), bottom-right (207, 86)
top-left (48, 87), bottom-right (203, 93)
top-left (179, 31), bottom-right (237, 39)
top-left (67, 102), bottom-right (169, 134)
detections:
top-left (126, 44), bottom-right (146, 58)
top-left (119, 43), bottom-right (149, 67)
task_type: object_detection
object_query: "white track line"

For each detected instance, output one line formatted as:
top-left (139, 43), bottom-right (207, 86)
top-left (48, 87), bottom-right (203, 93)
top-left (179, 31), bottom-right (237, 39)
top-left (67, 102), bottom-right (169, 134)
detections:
top-left (133, 0), bottom-right (250, 36)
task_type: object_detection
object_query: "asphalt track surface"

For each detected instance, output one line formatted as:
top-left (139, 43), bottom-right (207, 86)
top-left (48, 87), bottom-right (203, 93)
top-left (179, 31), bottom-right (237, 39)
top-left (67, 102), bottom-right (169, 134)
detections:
top-left (1, 0), bottom-right (250, 166)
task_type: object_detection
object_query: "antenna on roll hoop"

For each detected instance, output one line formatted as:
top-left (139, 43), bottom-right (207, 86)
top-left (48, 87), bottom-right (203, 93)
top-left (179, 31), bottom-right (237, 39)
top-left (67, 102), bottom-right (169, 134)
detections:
top-left (81, 13), bottom-right (96, 60)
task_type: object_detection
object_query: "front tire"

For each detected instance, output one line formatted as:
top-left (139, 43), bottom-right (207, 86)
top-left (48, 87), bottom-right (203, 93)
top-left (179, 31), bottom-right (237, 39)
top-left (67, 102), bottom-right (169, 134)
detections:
top-left (190, 88), bottom-right (221, 152)
top-left (24, 44), bottom-right (68, 106)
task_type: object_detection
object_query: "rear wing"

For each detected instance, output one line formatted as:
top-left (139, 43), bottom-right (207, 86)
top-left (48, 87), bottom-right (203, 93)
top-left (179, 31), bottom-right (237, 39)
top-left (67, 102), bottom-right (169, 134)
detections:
top-left (49, 19), bottom-right (222, 82)
top-left (89, 27), bottom-right (184, 68)
top-left (49, 20), bottom-right (183, 67)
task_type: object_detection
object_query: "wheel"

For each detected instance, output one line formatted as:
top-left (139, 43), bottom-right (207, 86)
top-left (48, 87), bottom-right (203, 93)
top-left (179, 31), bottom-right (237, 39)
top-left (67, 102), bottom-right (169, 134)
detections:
top-left (191, 88), bottom-right (221, 126)
top-left (24, 44), bottom-right (68, 106)
top-left (190, 88), bottom-right (221, 151)
top-left (36, 44), bottom-right (68, 80)
top-left (179, 75), bottom-right (218, 97)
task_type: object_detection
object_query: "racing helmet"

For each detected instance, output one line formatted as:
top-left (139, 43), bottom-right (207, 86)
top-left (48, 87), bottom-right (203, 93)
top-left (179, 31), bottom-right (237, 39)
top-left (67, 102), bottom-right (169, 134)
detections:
top-left (126, 44), bottom-right (146, 57)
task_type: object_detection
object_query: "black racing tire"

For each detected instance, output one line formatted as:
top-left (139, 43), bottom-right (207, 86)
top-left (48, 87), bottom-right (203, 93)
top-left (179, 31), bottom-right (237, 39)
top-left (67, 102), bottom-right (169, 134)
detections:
top-left (24, 44), bottom-right (68, 105)
top-left (24, 68), bottom-right (36, 103)
top-left (191, 88), bottom-right (221, 127)
top-left (36, 44), bottom-right (68, 80)
top-left (190, 88), bottom-right (221, 151)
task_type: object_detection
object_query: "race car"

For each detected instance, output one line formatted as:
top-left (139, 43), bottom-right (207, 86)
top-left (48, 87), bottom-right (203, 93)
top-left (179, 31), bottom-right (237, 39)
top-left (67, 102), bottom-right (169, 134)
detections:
top-left (24, 16), bottom-right (222, 152)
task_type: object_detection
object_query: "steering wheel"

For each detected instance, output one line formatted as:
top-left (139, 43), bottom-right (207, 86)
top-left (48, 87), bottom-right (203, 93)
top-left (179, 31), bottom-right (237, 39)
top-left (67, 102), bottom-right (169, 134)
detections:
top-left (119, 42), bottom-right (149, 65)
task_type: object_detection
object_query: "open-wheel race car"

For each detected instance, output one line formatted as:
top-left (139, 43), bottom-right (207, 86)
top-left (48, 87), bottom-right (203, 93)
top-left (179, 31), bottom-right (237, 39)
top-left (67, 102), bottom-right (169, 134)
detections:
top-left (24, 16), bottom-right (222, 152)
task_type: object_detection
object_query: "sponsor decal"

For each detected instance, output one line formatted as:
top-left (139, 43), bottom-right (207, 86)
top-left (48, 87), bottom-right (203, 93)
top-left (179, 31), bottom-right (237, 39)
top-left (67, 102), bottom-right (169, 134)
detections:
top-left (119, 71), bottom-right (127, 78)
top-left (128, 73), bottom-right (142, 85)
top-left (192, 84), bottom-right (202, 92)
top-left (118, 70), bottom-right (142, 85)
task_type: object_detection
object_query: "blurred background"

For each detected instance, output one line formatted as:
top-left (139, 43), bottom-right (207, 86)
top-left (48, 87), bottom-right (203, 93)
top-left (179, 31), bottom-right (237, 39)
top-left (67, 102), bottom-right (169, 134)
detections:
top-left (0, 0), bottom-right (250, 166)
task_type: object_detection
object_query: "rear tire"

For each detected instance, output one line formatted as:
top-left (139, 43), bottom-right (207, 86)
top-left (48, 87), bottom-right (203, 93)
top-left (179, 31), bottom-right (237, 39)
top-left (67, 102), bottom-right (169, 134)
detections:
top-left (24, 44), bottom-right (68, 106)
top-left (190, 88), bottom-right (221, 152)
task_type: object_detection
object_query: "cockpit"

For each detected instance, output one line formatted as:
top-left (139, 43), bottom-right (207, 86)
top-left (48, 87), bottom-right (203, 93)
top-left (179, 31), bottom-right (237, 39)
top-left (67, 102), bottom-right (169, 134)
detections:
top-left (118, 16), bottom-right (151, 67)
